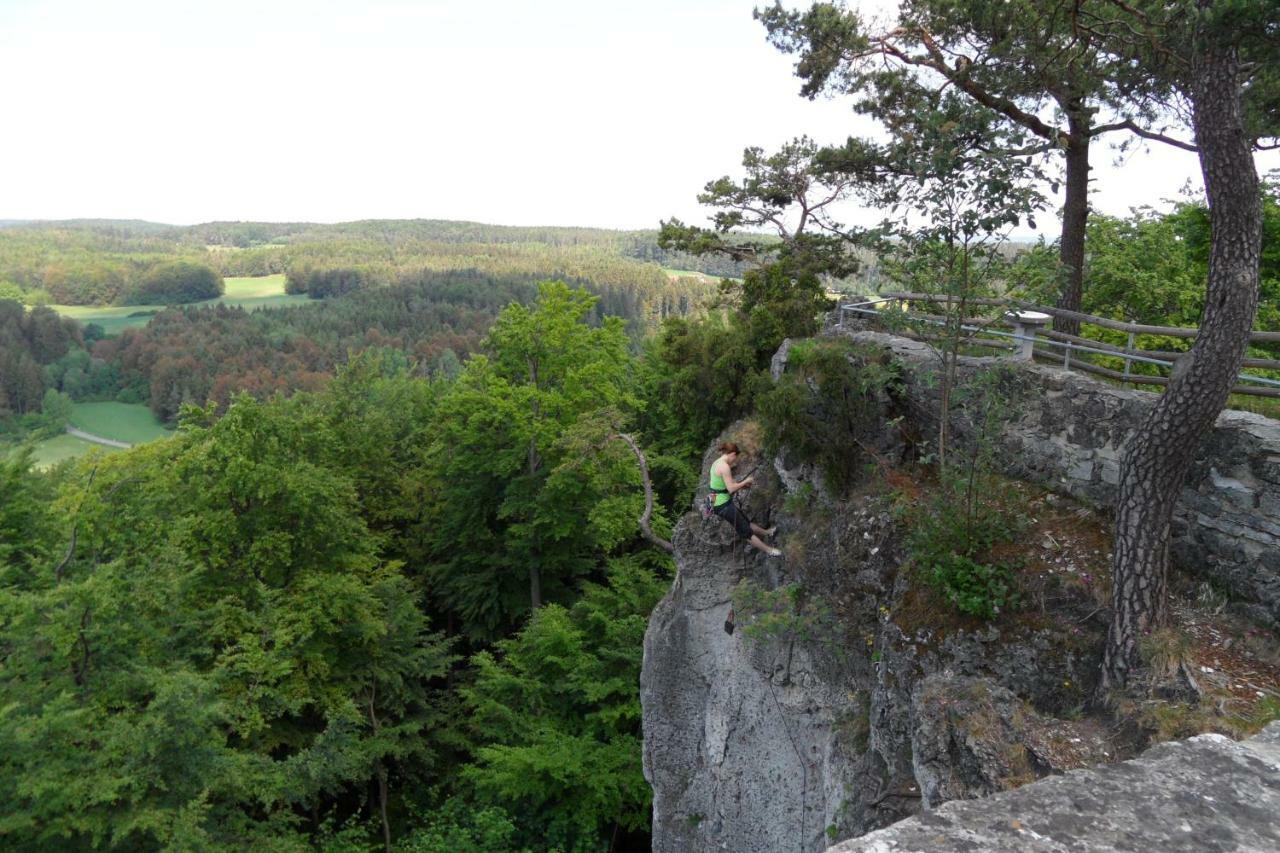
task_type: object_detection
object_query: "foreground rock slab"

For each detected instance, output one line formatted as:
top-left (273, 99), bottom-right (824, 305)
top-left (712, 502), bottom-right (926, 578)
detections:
top-left (828, 721), bottom-right (1280, 852)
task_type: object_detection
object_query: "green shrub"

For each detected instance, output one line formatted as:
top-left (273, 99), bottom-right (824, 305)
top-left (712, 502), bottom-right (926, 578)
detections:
top-left (396, 799), bottom-right (518, 853)
top-left (733, 580), bottom-right (843, 651)
top-left (922, 552), bottom-right (1016, 619)
top-left (904, 470), bottom-right (1024, 620)
top-left (757, 338), bottom-right (902, 495)
top-left (783, 480), bottom-right (816, 514)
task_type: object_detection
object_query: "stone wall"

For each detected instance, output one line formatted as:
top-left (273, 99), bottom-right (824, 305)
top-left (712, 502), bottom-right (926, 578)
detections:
top-left (831, 332), bottom-right (1280, 627)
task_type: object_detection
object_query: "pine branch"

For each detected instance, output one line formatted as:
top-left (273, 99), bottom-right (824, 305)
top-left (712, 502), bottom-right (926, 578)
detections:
top-left (1091, 118), bottom-right (1198, 151)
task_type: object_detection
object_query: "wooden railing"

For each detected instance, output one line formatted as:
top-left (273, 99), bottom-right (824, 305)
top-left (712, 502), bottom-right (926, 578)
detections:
top-left (836, 292), bottom-right (1280, 399)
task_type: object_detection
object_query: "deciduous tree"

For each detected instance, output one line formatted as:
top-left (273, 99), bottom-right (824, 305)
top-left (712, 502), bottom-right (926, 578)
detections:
top-left (416, 282), bottom-right (643, 638)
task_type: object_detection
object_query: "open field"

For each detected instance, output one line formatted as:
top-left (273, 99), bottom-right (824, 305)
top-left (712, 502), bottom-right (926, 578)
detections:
top-left (53, 274), bottom-right (309, 334)
top-left (69, 402), bottom-right (173, 444)
top-left (24, 433), bottom-right (122, 468)
top-left (8, 402), bottom-right (173, 469)
top-left (216, 275), bottom-right (311, 311)
top-left (53, 303), bottom-right (164, 335)
top-left (663, 268), bottom-right (719, 282)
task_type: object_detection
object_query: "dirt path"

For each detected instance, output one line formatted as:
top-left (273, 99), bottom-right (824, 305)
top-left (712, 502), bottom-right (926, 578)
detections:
top-left (66, 425), bottom-right (132, 449)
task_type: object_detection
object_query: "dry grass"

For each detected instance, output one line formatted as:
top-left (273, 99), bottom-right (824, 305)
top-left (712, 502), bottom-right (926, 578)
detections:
top-left (730, 419), bottom-right (765, 456)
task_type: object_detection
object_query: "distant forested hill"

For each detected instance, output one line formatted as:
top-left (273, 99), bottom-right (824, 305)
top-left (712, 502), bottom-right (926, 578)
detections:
top-left (96, 265), bottom-right (710, 422)
top-left (0, 218), bottom-right (747, 305)
top-left (0, 217), bottom-right (731, 433)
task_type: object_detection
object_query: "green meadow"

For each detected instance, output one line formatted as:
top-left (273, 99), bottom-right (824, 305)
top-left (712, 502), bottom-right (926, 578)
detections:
top-left (664, 268), bottom-right (740, 285)
top-left (25, 433), bottom-right (122, 469)
top-left (16, 402), bottom-right (172, 469)
top-left (69, 402), bottom-right (173, 444)
top-left (663, 268), bottom-right (716, 280)
top-left (53, 274), bottom-right (309, 334)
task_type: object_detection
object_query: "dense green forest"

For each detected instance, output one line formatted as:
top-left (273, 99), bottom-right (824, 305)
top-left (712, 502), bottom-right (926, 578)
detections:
top-left (0, 302), bottom-right (85, 431)
top-left (1, 284), bottom-right (675, 851)
top-left (0, 217), bottom-right (724, 433)
top-left (0, 194), bottom-right (817, 849)
top-left (0, 219), bottom-right (743, 307)
top-left (0, 205), bottom-right (793, 849)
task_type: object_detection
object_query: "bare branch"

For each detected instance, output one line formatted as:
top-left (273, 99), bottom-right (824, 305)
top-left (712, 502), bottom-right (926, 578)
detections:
top-left (613, 433), bottom-right (674, 554)
top-left (54, 465), bottom-right (97, 583)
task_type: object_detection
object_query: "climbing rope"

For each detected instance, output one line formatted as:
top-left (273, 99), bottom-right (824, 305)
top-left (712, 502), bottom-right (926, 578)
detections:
top-left (765, 642), bottom-right (812, 853)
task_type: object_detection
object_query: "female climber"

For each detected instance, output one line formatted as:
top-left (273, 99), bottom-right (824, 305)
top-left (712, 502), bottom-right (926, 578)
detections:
top-left (708, 441), bottom-right (782, 557)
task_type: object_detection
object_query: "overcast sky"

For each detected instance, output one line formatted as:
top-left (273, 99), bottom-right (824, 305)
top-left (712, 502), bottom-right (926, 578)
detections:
top-left (1, 0), bottom-right (1274, 234)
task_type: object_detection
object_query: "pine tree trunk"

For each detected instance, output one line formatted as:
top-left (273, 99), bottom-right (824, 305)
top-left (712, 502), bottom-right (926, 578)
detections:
top-left (1100, 30), bottom-right (1261, 692)
top-left (1054, 115), bottom-right (1090, 336)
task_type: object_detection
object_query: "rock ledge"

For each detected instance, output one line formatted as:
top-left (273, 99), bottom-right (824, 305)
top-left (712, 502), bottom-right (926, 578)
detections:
top-left (827, 721), bottom-right (1280, 852)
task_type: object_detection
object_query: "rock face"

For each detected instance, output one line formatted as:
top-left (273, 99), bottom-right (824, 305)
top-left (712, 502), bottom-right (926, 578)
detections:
top-left (641, 438), bottom-right (1109, 852)
top-left (828, 722), bottom-right (1280, 853)
top-left (909, 675), bottom-right (1040, 809)
top-left (641, 334), bottom-right (1280, 851)
top-left (641, 447), bottom-right (868, 853)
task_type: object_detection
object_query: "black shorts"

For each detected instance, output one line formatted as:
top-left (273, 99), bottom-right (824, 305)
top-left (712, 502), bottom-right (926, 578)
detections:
top-left (713, 499), bottom-right (753, 539)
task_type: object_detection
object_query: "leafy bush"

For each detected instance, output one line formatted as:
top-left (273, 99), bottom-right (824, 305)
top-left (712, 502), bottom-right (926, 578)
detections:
top-left (733, 579), bottom-right (842, 650)
top-left (757, 338), bottom-right (903, 495)
top-left (922, 552), bottom-right (1016, 619)
top-left (396, 799), bottom-right (519, 853)
top-left (636, 312), bottom-right (768, 466)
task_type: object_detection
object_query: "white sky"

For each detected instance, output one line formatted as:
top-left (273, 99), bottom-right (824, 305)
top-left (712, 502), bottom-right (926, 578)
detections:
top-left (1, 0), bottom-right (1274, 235)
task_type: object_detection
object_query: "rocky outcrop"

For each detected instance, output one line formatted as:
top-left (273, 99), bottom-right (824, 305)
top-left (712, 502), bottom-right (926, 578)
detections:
top-left (828, 721), bottom-right (1280, 852)
top-left (640, 446), bottom-right (869, 853)
top-left (642, 334), bottom-right (1280, 851)
top-left (909, 675), bottom-right (1040, 809)
top-left (641, 437), bottom-right (1111, 852)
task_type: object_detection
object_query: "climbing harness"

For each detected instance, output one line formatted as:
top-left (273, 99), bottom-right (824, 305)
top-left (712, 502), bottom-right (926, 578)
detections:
top-left (701, 491), bottom-right (719, 520)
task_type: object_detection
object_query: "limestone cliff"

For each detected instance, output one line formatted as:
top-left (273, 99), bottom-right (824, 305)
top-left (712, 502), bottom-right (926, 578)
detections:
top-left (640, 440), bottom-right (1111, 852)
top-left (640, 453), bottom-right (870, 853)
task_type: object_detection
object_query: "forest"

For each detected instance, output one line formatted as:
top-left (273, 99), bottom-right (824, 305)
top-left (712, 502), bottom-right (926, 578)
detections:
top-left (2, 0), bottom-right (1279, 850)
top-left (0, 209), bottom-right (765, 850)
top-left (0, 219), bottom-right (744, 307)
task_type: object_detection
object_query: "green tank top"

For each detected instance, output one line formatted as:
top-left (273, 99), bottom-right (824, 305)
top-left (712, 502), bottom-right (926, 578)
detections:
top-left (709, 456), bottom-right (730, 507)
